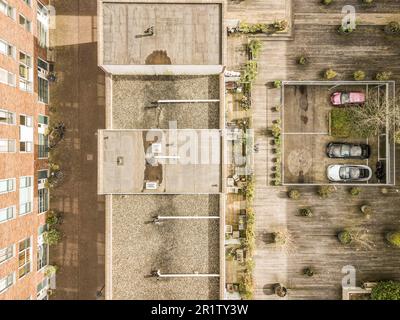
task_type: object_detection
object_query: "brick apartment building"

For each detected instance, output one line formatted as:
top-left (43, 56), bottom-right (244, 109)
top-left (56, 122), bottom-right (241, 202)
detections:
top-left (0, 0), bottom-right (50, 300)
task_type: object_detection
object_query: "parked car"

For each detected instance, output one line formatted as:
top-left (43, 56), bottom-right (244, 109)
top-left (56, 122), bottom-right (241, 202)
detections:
top-left (326, 142), bottom-right (370, 159)
top-left (327, 165), bottom-right (372, 182)
top-left (330, 92), bottom-right (365, 106)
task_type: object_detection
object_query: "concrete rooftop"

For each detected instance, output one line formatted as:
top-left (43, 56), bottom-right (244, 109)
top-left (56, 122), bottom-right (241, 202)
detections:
top-left (101, 2), bottom-right (222, 65)
top-left (98, 129), bottom-right (222, 194)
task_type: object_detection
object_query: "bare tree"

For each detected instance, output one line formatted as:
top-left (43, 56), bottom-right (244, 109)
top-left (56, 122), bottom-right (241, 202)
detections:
top-left (348, 92), bottom-right (399, 137)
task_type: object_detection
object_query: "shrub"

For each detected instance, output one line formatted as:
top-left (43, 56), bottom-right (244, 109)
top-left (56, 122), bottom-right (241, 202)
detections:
top-left (241, 60), bottom-right (258, 85)
top-left (395, 131), bottom-right (400, 144)
top-left (324, 68), bottom-right (337, 80)
top-left (288, 189), bottom-right (300, 200)
top-left (244, 179), bottom-right (255, 203)
top-left (43, 229), bottom-right (62, 246)
top-left (338, 230), bottom-right (353, 244)
top-left (362, 0), bottom-right (374, 3)
top-left (386, 231), bottom-right (400, 247)
top-left (46, 209), bottom-right (60, 226)
top-left (303, 267), bottom-right (314, 277)
top-left (321, 0), bottom-right (333, 5)
top-left (376, 71), bottom-right (392, 81)
top-left (272, 20), bottom-right (288, 32)
top-left (273, 80), bottom-right (282, 88)
top-left (350, 187), bottom-right (362, 196)
top-left (240, 95), bottom-right (251, 110)
top-left (298, 56), bottom-right (308, 65)
top-left (318, 185), bottom-right (336, 199)
top-left (44, 265), bottom-right (58, 277)
top-left (238, 271), bottom-right (254, 300)
top-left (248, 39), bottom-right (262, 59)
top-left (384, 21), bottom-right (400, 35)
top-left (338, 25), bottom-right (355, 34)
top-left (271, 120), bottom-right (281, 138)
top-left (299, 208), bottom-right (312, 217)
top-left (360, 205), bottom-right (373, 218)
top-left (371, 281), bottom-right (400, 300)
top-left (354, 70), bottom-right (366, 81)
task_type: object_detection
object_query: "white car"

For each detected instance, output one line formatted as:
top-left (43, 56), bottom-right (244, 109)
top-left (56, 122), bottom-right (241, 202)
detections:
top-left (327, 165), bottom-right (372, 182)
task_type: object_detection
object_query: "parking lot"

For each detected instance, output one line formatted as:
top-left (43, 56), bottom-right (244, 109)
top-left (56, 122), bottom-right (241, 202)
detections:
top-left (282, 82), bottom-right (393, 185)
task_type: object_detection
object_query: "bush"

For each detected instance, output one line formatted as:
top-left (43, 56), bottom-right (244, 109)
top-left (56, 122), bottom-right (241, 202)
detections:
top-left (360, 205), bottom-right (373, 218)
top-left (238, 271), bottom-right (254, 300)
top-left (338, 230), bottom-right (353, 244)
top-left (362, 0), bottom-right (374, 3)
top-left (384, 21), bottom-right (400, 35)
top-left (298, 56), bottom-right (308, 65)
top-left (371, 281), bottom-right (400, 300)
top-left (318, 185), bottom-right (336, 199)
top-left (241, 60), bottom-right (258, 85)
top-left (376, 71), bottom-right (392, 81)
top-left (43, 229), bottom-right (62, 246)
top-left (44, 265), bottom-right (58, 277)
top-left (350, 187), bottom-right (362, 196)
top-left (273, 80), bottom-right (282, 88)
top-left (386, 231), bottom-right (400, 247)
top-left (272, 20), bottom-right (288, 32)
top-left (288, 189), bottom-right (300, 200)
top-left (395, 131), bottom-right (400, 144)
top-left (248, 39), bottom-right (262, 59)
top-left (46, 209), bottom-right (60, 226)
top-left (271, 120), bottom-right (281, 138)
top-left (303, 267), bottom-right (314, 277)
top-left (299, 208), bottom-right (313, 217)
top-left (321, 0), bottom-right (333, 5)
top-left (353, 70), bottom-right (366, 81)
top-left (338, 25), bottom-right (355, 34)
top-left (324, 68), bottom-right (337, 80)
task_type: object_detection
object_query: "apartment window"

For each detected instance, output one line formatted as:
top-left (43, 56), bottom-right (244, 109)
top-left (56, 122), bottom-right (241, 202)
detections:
top-left (37, 224), bottom-right (48, 277)
top-left (37, 2), bottom-right (49, 48)
top-left (0, 206), bottom-right (15, 223)
top-left (19, 14), bottom-right (32, 32)
top-left (19, 52), bottom-right (33, 92)
top-left (19, 176), bottom-right (33, 215)
top-left (0, 1), bottom-right (16, 20)
top-left (0, 273), bottom-right (15, 294)
top-left (0, 109), bottom-right (16, 125)
top-left (20, 115), bottom-right (33, 153)
top-left (18, 237), bottom-right (31, 279)
top-left (0, 178), bottom-right (15, 194)
top-left (38, 76), bottom-right (48, 103)
top-left (38, 170), bottom-right (49, 214)
top-left (38, 115), bottom-right (49, 158)
top-left (0, 67), bottom-right (16, 87)
top-left (0, 244), bottom-right (14, 264)
top-left (0, 139), bottom-right (16, 152)
top-left (37, 277), bottom-right (49, 300)
top-left (0, 39), bottom-right (16, 58)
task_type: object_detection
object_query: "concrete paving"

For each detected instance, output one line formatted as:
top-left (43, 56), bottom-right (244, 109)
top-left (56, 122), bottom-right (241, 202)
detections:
top-left (48, 0), bottom-right (105, 300)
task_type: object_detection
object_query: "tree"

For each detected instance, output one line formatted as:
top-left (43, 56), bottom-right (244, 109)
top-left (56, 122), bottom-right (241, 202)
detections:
top-left (386, 231), bottom-right (400, 247)
top-left (371, 281), bottom-right (400, 300)
top-left (347, 92), bottom-right (400, 138)
top-left (43, 229), bottom-right (62, 246)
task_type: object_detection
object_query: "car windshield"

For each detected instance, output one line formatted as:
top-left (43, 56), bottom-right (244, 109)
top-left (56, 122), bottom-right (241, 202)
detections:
top-left (339, 167), bottom-right (360, 180)
top-left (340, 145), bottom-right (350, 157)
top-left (341, 93), bottom-right (350, 104)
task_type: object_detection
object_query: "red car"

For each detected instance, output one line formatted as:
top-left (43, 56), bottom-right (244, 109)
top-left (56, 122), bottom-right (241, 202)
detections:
top-left (330, 92), bottom-right (365, 106)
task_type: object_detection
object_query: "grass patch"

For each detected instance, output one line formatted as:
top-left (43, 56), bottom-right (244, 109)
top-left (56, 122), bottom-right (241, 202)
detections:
top-left (330, 108), bottom-right (352, 138)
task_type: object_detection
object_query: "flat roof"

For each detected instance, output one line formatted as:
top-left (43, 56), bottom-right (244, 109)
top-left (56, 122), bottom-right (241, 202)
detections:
top-left (111, 75), bottom-right (220, 129)
top-left (110, 194), bottom-right (220, 299)
top-left (101, 2), bottom-right (222, 65)
top-left (98, 129), bottom-right (222, 194)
